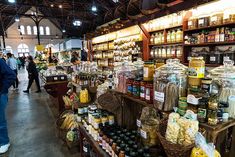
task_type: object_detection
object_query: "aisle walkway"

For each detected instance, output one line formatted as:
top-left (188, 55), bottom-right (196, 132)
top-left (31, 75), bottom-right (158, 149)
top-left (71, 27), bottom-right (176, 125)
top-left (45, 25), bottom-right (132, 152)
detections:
top-left (0, 69), bottom-right (79, 157)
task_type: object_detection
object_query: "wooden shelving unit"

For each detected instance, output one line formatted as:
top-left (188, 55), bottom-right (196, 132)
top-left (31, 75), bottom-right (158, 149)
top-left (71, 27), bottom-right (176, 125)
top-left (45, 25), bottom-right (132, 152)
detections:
top-left (149, 41), bottom-right (183, 47)
top-left (184, 41), bottom-right (235, 47)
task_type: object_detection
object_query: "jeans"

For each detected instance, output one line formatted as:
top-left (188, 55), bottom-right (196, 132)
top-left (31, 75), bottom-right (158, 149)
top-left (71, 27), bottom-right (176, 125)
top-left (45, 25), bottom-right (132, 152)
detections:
top-left (27, 75), bottom-right (40, 91)
top-left (0, 94), bottom-right (9, 146)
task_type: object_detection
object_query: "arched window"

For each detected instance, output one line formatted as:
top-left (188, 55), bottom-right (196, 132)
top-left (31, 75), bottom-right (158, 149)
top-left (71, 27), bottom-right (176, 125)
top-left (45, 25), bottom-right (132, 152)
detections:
top-left (18, 44), bottom-right (29, 53)
top-left (39, 26), bottom-right (44, 35)
top-left (33, 26), bottom-right (37, 35)
top-left (20, 25), bottom-right (25, 35)
top-left (27, 26), bottom-right (32, 35)
top-left (6, 46), bottom-right (13, 53)
top-left (45, 26), bottom-right (50, 35)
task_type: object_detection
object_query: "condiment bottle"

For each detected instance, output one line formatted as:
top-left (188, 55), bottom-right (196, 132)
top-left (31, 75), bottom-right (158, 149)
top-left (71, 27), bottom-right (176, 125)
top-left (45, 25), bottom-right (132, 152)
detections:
top-left (132, 79), bottom-right (140, 98)
top-left (140, 81), bottom-right (146, 100)
top-left (145, 81), bottom-right (153, 103)
top-left (126, 79), bottom-right (134, 96)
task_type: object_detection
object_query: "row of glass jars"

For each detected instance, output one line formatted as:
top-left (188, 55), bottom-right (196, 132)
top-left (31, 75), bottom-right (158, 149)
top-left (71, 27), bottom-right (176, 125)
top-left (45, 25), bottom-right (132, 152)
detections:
top-left (150, 46), bottom-right (183, 59)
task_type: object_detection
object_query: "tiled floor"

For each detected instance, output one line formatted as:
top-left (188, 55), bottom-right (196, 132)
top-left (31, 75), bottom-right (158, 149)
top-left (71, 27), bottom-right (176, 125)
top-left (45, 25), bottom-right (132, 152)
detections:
top-left (0, 69), bottom-right (80, 157)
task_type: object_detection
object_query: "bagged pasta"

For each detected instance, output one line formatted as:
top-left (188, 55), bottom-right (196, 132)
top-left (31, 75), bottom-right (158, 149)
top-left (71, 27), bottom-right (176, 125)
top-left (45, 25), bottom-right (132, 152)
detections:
top-left (191, 133), bottom-right (221, 157)
top-left (165, 120), bottom-right (180, 144)
top-left (168, 112), bottom-right (180, 123)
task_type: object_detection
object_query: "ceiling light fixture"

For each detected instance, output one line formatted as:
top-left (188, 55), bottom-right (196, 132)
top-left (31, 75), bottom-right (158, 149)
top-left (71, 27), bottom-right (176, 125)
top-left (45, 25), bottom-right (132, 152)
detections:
top-left (91, 1), bottom-right (97, 12)
top-left (73, 20), bottom-right (82, 26)
top-left (15, 15), bottom-right (20, 22)
top-left (62, 29), bottom-right (66, 33)
top-left (59, 5), bottom-right (62, 8)
top-left (50, 4), bottom-right (54, 7)
top-left (8, 0), bottom-right (15, 3)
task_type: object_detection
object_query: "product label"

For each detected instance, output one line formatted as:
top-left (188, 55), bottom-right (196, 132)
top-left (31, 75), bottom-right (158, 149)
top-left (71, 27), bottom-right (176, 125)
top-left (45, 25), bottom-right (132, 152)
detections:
top-left (154, 91), bottom-right (165, 102)
top-left (210, 56), bottom-right (216, 61)
top-left (220, 34), bottom-right (225, 42)
top-left (198, 108), bottom-right (207, 118)
top-left (140, 129), bottom-right (147, 139)
top-left (132, 85), bottom-right (140, 96)
top-left (144, 67), bottom-right (149, 78)
top-left (199, 19), bottom-right (204, 25)
top-left (188, 67), bottom-right (205, 78)
top-left (140, 86), bottom-right (145, 98)
top-left (145, 88), bottom-right (150, 100)
top-left (187, 94), bottom-right (200, 105)
top-left (136, 119), bottom-right (141, 127)
top-left (54, 77), bottom-right (58, 81)
top-left (188, 21), bottom-right (192, 26)
top-left (211, 16), bottom-right (217, 22)
top-left (83, 146), bottom-right (88, 153)
top-left (61, 76), bottom-right (65, 80)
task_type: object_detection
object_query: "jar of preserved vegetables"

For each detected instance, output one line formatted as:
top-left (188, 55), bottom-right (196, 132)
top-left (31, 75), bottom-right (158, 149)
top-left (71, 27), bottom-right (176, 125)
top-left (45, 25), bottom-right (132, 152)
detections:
top-left (188, 57), bottom-right (205, 78)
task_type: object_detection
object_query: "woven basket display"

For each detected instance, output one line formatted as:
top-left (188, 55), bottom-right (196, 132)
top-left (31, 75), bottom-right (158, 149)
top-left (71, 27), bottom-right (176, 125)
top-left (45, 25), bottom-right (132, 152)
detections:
top-left (157, 118), bottom-right (195, 157)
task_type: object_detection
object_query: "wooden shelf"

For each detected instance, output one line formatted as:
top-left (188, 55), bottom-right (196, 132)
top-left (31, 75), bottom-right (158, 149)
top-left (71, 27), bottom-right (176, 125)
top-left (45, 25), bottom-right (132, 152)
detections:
top-left (149, 25), bottom-right (182, 33)
top-left (184, 41), bottom-right (235, 47)
top-left (95, 58), bottom-right (113, 60)
top-left (149, 42), bottom-right (183, 46)
top-left (79, 126), bottom-right (109, 157)
top-left (93, 49), bottom-right (114, 52)
top-left (184, 22), bottom-right (235, 32)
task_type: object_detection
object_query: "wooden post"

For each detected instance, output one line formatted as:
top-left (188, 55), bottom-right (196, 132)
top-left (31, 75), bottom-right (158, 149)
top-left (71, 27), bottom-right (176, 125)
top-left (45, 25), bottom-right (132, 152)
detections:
top-left (138, 23), bottom-right (150, 61)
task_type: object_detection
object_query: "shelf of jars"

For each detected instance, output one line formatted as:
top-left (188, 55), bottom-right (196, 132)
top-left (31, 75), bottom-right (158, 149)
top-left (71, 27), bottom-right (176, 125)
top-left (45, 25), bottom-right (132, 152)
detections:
top-left (92, 41), bottom-right (115, 52)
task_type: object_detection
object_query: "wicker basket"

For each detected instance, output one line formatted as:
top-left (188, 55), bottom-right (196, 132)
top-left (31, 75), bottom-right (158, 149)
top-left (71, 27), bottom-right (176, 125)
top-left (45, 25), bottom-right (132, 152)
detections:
top-left (55, 110), bottom-right (74, 141)
top-left (157, 118), bottom-right (195, 157)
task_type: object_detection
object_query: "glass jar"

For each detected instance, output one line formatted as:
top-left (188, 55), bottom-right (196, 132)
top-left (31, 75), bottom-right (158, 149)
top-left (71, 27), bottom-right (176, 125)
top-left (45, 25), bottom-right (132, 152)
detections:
top-left (143, 61), bottom-right (154, 81)
top-left (126, 78), bottom-right (134, 96)
top-left (208, 110), bottom-right (218, 125)
top-left (210, 11), bottom-right (223, 26)
top-left (132, 79), bottom-right (141, 98)
top-left (209, 51), bottom-right (223, 64)
top-left (198, 16), bottom-right (210, 28)
top-left (197, 96), bottom-right (209, 123)
top-left (223, 47), bottom-right (235, 62)
top-left (176, 29), bottom-right (183, 42)
top-left (187, 16), bottom-right (198, 29)
top-left (201, 78), bottom-right (212, 93)
top-left (140, 81), bottom-right (146, 100)
top-left (141, 119), bottom-right (159, 147)
top-left (188, 57), bottom-right (205, 78)
top-left (154, 59), bottom-right (188, 111)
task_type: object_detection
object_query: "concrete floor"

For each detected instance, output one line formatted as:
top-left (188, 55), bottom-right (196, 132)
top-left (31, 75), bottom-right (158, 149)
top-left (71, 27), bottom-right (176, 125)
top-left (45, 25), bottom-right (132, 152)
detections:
top-left (0, 69), bottom-right (80, 157)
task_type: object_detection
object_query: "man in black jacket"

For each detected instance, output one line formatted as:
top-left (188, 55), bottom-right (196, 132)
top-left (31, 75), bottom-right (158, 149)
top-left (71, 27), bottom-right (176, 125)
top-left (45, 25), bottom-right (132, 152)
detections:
top-left (23, 56), bottom-right (41, 93)
top-left (0, 58), bottom-right (16, 154)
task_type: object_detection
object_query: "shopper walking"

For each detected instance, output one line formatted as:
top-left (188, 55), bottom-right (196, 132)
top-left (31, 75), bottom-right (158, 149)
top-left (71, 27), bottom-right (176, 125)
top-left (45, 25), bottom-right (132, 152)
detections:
top-left (23, 56), bottom-right (41, 93)
top-left (6, 53), bottom-right (19, 90)
top-left (0, 58), bottom-right (16, 154)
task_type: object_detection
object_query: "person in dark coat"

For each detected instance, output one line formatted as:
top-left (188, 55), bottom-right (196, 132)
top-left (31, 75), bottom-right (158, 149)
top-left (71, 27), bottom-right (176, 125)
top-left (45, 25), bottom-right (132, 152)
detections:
top-left (0, 58), bottom-right (16, 154)
top-left (23, 56), bottom-right (41, 93)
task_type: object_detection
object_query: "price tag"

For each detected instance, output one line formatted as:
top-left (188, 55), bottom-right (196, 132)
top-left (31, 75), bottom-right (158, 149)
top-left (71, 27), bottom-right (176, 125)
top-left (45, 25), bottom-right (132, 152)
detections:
top-left (136, 119), bottom-right (141, 127)
top-left (83, 146), bottom-right (88, 152)
top-left (198, 19), bottom-right (204, 25)
top-left (154, 91), bottom-right (165, 102)
top-left (61, 76), bottom-right (65, 80)
top-left (54, 77), bottom-right (58, 81)
top-left (211, 16), bottom-right (217, 22)
top-left (187, 94), bottom-right (199, 105)
top-left (144, 67), bottom-right (149, 78)
top-left (210, 56), bottom-right (216, 61)
top-left (140, 129), bottom-right (147, 139)
top-left (224, 56), bottom-right (230, 61)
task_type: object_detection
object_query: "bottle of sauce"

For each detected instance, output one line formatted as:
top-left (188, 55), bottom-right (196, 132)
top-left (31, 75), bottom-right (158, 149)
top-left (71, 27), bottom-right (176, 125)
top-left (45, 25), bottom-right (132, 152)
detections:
top-left (167, 31), bottom-right (171, 43)
top-left (126, 79), bottom-right (134, 96)
top-left (145, 81), bottom-right (153, 103)
top-left (140, 81), bottom-right (146, 100)
top-left (171, 30), bottom-right (176, 43)
top-left (132, 79), bottom-right (140, 98)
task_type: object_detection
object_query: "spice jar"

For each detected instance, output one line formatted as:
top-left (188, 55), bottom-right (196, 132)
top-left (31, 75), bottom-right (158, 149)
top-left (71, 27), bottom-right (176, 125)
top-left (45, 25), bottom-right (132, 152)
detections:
top-left (126, 79), bottom-right (134, 96)
top-left (140, 81), bottom-right (146, 100)
top-left (132, 79), bottom-right (141, 98)
top-left (208, 95), bottom-right (219, 110)
top-left (188, 57), bottom-right (205, 78)
top-left (108, 115), bottom-right (115, 125)
top-left (145, 81), bottom-right (153, 103)
top-left (144, 61), bottom-right (154, 81)
top-left (93, 115), bottom-right (101, 129)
